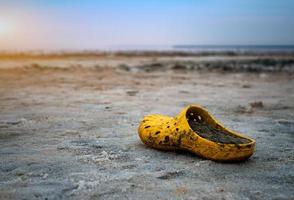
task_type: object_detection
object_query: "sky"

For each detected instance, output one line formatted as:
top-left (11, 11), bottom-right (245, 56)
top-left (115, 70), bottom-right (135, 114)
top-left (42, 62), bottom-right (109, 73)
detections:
top-left (0, 0), bottom-right (294, 50)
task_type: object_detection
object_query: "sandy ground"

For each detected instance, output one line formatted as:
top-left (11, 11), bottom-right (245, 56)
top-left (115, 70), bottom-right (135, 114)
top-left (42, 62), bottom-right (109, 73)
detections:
top-left (0, 55), bottom-right (294, 199)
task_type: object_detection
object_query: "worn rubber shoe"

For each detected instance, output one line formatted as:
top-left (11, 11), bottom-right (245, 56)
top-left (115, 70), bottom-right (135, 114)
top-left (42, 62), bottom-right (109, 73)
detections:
top-left (138, 104), bottom-right (255, 162)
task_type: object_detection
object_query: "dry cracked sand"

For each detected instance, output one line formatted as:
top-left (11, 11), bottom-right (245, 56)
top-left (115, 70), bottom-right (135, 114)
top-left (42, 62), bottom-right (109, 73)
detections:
top-left (0, 54), bottom-right (294, 199)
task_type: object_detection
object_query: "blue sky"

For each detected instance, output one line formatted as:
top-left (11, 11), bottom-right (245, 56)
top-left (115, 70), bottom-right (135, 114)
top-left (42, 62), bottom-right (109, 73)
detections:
top-left (0, 0), bottom-right (294, 50)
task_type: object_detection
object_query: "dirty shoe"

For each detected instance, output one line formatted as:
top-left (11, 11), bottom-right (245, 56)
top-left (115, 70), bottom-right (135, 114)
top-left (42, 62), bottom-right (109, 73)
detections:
top-left (138, 105), bottom-right (255, 162)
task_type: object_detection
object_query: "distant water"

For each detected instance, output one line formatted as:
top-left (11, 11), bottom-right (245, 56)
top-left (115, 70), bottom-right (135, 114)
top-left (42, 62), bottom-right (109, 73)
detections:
top-left (92, 45), bottom-right (294, 53)
top-left (173, 45), bottom-right (294, 53)
top-left (3, 45), bottom-right (294, 54)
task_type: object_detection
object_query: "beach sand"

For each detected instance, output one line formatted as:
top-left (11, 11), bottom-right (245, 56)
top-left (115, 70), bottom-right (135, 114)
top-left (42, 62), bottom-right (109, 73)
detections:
top-left (0, 52), bottom-right (293, 199)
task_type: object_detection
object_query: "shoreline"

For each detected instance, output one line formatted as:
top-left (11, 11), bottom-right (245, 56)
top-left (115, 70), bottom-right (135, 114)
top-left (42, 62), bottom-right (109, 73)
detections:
top-left (0, 52), bottom-right (294, 73)
top-left (1, 50), bottom-right (294, 59)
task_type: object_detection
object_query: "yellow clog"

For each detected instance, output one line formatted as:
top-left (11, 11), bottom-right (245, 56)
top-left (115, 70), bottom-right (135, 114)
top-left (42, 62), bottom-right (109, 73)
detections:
top-left (138, 104), bottom-right (255, 162)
